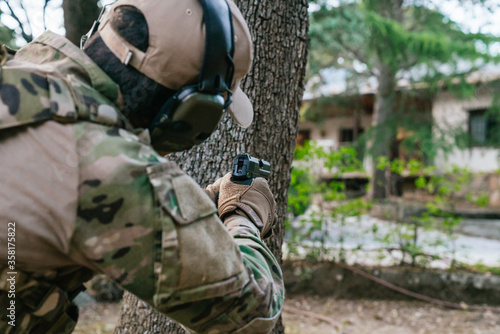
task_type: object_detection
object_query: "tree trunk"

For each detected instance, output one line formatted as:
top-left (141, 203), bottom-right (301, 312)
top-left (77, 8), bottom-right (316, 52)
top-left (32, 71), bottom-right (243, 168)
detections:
top-left (114, 0), bottom-right (309, 333)
top-left (367, 0), bottom-right (403, 200)
top-left (369, 63), bottom-right (397, 199)
top-left (62, 0), bottom-right (100, 45)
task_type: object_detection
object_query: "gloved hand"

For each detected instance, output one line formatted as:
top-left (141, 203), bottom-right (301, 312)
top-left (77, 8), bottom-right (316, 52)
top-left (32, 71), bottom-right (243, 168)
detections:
top-left (217, 173), bottom-right (277, 239)
top-left (203, 177), bottom-right (224, 204)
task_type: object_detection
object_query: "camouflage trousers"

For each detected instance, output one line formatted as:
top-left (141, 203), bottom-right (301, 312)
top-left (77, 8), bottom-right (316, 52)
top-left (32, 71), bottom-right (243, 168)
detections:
top-left (0, 266), bottom-right (93, 334)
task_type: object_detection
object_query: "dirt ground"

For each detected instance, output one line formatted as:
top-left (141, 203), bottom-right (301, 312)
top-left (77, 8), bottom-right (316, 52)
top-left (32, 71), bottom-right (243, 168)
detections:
top-left (74, 295), bottom-right (500, 334)
top-left (282, 295), bottom-right (500, 334)
top-left (75, 302), bottom-right (120, 334)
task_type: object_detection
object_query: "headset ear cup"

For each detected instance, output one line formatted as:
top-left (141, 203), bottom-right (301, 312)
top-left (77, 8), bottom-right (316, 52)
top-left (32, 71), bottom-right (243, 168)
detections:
top-left (150, 87), bottom-right (225, 152)
top-left (148, 0), bottom-right (235, 153)
top-left (152, 90), bottom-right (185, 128)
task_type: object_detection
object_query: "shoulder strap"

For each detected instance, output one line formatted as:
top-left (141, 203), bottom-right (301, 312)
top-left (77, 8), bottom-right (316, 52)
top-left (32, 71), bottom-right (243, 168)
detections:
top-left (0, 68), bottom-right (131, 132)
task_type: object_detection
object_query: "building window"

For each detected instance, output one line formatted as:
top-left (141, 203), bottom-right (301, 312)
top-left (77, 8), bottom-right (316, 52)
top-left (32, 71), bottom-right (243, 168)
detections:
top-left (469, 109), bottom-right (499, 146)
top-left (296, 130), bottom-right (311, 146)
top-left (340, 128), bottom-right (364, 144)
top-left (340, 129), bottom-right (354, 143)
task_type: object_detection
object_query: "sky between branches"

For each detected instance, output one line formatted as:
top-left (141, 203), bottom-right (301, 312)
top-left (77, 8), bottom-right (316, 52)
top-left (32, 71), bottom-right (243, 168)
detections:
top-left (0, 0), bottom-right (499, 46)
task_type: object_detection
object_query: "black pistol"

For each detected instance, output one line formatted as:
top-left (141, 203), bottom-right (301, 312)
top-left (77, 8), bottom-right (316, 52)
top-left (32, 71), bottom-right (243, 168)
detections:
top-left (231, 153), bottom-right (271, 181)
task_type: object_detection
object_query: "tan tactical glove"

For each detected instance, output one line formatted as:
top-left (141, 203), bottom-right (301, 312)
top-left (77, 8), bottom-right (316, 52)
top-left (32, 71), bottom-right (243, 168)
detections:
top-left (217, 173), bottom-right (277, 239)
top-left (203, 177), bottom-right (224, 203)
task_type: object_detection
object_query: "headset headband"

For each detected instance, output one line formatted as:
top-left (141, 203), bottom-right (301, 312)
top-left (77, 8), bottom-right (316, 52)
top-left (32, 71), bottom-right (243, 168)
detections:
top-left (81, 0), bottom-right (239, 152)
top-left (198, 0), bottom-right (235, 95)
top-left (82, 0), bottom-right (235, 99)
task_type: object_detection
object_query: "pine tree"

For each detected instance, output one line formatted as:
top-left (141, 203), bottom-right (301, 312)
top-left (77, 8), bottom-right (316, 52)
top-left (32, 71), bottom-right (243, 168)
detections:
top-left (308, 0), bottom-right (500, 199)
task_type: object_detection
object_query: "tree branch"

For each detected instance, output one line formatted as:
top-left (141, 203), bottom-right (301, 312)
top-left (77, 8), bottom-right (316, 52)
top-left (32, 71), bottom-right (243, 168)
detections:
top-left (3, 0), bottom-right (33, 42)
top-left (342, 43), bottom-right (368, 66)
top-left (335, 261), bottom-right (500, 313)
top-left (18, 0), bottom-right (32, 39)
top-left (42, 0), bottom-right (51, 31)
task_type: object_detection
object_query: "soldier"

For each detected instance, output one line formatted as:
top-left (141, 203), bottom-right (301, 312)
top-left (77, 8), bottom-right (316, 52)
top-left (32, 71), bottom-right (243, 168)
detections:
top-left (0, 0), bottom-right (283, 333)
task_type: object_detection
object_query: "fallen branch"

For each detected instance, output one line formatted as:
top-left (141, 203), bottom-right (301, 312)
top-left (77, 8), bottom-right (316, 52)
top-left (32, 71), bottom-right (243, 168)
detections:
top-left (283, 305), bottom-right (341, 330)
top-left (334, 261), bottom-right (500, 313)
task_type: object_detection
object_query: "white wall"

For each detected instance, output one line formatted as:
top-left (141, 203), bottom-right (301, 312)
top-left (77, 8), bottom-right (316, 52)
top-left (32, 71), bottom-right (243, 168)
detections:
top-left (434, 148), bottom-right (499, 172)
top-left (432, 89), bottom-right (500, 172)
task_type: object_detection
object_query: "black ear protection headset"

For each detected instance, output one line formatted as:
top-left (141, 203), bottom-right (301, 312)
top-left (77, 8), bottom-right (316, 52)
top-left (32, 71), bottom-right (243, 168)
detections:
top-left (150, 0), bottom-right (235, 152)
top-left (82, 0), bottom-right (235, 153)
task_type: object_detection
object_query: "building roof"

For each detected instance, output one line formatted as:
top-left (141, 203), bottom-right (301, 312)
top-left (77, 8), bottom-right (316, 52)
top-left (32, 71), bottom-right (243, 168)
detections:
top-left (304, 62), bottom-right (500, 101)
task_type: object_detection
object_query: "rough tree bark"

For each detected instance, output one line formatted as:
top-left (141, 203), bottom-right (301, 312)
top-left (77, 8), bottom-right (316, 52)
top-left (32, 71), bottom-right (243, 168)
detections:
top-left (114, 0), bottom-right (309, 333)
top-left (62, 0), bottom-right (100, 45)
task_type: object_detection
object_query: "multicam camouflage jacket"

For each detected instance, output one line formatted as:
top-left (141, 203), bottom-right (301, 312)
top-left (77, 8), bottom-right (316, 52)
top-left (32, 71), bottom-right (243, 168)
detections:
top-left (0, 31), bottom-right (284, 334)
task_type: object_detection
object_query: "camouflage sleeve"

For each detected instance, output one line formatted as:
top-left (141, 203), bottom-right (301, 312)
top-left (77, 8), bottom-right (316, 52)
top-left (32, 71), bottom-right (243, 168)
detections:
top-left (71, 122), bottom-right (283, 333)
top-left (222, 214), bottom-right (285, 333)
top-left (146, 162), bottom-right (284, 334)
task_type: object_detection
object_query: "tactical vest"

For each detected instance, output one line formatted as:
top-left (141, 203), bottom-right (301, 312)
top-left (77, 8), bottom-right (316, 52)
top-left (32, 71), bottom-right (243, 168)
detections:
top-left (0, 65), bottom-right (126, 333)
top-left (0, 66), bottom-right (129, 133)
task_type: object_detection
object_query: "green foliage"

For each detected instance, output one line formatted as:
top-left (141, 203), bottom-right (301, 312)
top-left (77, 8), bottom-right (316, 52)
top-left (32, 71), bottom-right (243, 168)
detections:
top-left (309, 0), bottom-right (499, 80)
top-left (288, 141), bottom-right (365, 217)
top-left (288, 141), bottom-right (328, 216)
top-left (307, 0), bottom-right (500, 176)
top-left (0, 2), bottom-right (33, 45)
top-left (375, 159), bottom-right (488, 268)
top-left (326, 146), bottom-right (364, 173)
top-left (287, 141), bottom-right (370, 261)
top-left (364, 8), bottom-right (495, 67)
top-left (0, 14), bottom-right (17, 48)
top-left (293, 140), bottom-right (327, 161)
top-left (288, 167), bottom-right (317, 216)
top-left (309, 2), bottom-right (370, 77)
top-left (376, 156), bottom-right (434, 176)
top-left (463, 263), bottom-right (500, 276)
top-left (287, 139), bottom-right (491, 269)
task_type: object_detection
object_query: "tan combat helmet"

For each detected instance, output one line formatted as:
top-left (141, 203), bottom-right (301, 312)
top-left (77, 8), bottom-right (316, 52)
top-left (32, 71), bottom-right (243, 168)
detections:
top-left (96, 0), bottom-right (254, 128)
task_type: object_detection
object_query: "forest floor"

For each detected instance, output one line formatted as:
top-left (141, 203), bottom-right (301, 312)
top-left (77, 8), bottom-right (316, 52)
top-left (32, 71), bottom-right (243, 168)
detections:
top-left (74, 294), bottom-right (500, 334)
